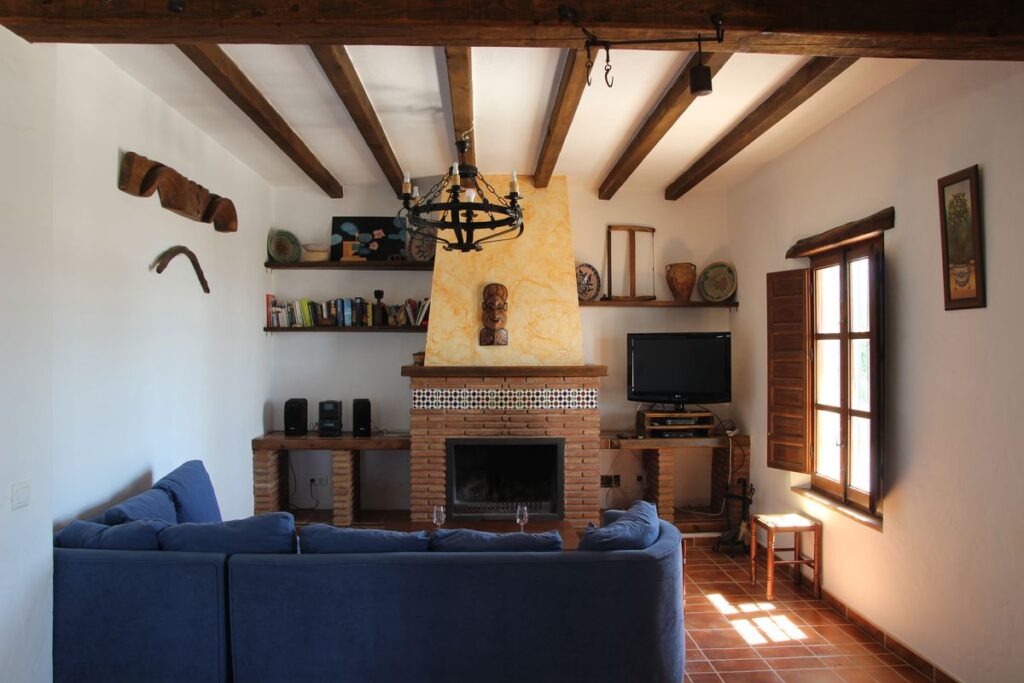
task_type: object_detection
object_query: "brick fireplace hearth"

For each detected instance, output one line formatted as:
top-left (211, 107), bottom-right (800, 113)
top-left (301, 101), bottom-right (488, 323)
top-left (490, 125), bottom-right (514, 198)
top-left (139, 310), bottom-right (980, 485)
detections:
top-left (404, 365), bottom-right (606, 529)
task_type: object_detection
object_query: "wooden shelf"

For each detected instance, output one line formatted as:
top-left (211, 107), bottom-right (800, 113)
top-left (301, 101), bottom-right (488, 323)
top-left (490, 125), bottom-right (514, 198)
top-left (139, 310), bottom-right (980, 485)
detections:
top-left (579, 299), bottom-right (737, 308)
top-left (252, 431), bottom-right (412, 450)
top-left (265, 260), bottom-right (433, 271)
top-left (401, 364), bottom-right (608, 378)
top-left (264, 326), bottom-right (426, 333)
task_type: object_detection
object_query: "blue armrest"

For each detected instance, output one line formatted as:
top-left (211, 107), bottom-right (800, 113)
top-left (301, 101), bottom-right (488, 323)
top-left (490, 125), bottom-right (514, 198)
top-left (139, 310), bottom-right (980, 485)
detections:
top-left (54, 548), bottom-right (228, 683)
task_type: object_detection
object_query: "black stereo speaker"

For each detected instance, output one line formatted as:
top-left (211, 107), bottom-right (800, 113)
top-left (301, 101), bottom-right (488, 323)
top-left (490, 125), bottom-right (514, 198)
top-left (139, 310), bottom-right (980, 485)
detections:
top-left (284, 398), bottom-right (308, 437)
top-left (352, 398), bottom-right (371, 437)
top-left (319, 400), bottom-right (342, 437)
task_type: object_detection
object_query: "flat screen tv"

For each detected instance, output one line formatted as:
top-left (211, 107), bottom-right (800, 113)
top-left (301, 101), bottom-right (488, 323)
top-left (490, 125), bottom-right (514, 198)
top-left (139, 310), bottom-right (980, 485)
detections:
top-left (627, 332), bottom-right (731, 408)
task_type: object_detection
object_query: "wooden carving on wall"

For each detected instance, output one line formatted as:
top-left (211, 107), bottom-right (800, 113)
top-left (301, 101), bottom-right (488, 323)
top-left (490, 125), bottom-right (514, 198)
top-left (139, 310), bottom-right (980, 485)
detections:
top-left (150, 246), bottom-right (211, 294)
top-left (118, 151), bottom-right (238, 232)
top-left (479, 283), bottom-right (509, 346)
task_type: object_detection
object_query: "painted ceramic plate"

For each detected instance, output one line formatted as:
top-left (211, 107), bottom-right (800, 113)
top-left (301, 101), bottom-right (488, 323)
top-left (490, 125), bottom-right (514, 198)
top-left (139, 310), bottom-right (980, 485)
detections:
top-left (576, 263), bottom-right (602, 301)
top-left (698, 262), bottom-right (737, 302)
top-left (407, 227), bottom-right (437, 262)
top-left (267, 229), bottom-right (301, 264)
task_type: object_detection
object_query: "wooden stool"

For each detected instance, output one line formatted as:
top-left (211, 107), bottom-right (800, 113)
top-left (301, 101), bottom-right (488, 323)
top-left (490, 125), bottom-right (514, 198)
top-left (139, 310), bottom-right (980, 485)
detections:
top-left (749, 513), bottom-right (821, 600)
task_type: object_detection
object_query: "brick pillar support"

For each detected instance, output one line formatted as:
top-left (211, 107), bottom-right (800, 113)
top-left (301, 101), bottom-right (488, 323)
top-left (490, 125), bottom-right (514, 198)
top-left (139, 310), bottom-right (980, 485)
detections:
top-left (642, 448), bottom-right (675, 521)
top-left (253, 449), bottom-right (287, 516)
top-left (331, 450), bottom-right (356, 527)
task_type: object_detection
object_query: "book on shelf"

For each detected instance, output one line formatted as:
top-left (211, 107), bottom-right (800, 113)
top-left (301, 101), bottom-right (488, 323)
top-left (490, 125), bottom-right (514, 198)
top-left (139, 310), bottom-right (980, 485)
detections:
top-left (265, 294), bottom-right (431, 330)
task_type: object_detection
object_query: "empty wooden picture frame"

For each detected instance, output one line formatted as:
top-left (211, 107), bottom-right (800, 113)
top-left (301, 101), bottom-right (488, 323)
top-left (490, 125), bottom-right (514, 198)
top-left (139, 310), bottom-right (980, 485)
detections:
top-left (606, 225), bottom-right (656, 300)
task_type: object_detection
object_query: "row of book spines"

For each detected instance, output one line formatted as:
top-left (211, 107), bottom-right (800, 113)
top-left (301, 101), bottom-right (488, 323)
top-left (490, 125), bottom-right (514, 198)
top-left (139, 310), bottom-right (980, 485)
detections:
top-left (266, 296), bottom-right (430, 329)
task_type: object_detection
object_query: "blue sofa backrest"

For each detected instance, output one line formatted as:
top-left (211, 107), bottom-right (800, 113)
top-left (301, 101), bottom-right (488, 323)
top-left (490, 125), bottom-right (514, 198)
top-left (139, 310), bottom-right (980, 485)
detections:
top-left (228, 521), bottom-right (683, 683)
top-left (53, 548), bottom-right (229, 683)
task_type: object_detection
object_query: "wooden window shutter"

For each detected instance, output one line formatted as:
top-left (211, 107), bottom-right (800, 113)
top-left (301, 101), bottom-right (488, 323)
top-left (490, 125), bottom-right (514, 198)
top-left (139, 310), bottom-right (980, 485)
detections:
top-left (766, 268), bottom-right (813, 473)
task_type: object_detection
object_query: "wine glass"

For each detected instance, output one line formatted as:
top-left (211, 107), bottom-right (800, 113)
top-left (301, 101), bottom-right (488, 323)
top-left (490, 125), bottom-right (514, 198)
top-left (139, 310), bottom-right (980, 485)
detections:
top-left (432, 505), bottom-right (446, 529)
top-left (515, 504), bottom-right (529, 533)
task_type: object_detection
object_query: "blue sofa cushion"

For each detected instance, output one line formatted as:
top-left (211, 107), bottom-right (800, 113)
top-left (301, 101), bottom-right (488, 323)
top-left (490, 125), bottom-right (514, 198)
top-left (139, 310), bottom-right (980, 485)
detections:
top-left (56, 519), bottom-right (170, 550)
top-left (99, 488), bottom-right (177, 526)
top-left (159, 512), bottom-right (296, 554)
top-left (578, 500), bottom-right (660, 551)
top-left (153, 460), bottom-right (223, 523)
top-left (300, 525), bottom-right (429, 553)
top-left (429, 528), bottom-right (563, 552)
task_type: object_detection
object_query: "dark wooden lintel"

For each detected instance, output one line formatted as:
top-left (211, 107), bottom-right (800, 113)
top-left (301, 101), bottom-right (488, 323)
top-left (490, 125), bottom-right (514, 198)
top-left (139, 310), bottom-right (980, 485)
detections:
top-left (786, 207), bottom-right (895, 258)
top-left (2, 2), bottom-right (1024, 61)
top-left (444, 46), bottom-right (475, 166)
top-left (401, 365), bottom-right (608, 378)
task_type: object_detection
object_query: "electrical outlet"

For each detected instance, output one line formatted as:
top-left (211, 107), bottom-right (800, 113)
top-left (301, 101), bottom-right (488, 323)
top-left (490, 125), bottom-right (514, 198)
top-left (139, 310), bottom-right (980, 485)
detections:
top-left (600, 475), bottom-right (614, 488)
top-left (11, 481), bottom-right (30, 511)
top-left (612, 475), bottom-right (621, 488)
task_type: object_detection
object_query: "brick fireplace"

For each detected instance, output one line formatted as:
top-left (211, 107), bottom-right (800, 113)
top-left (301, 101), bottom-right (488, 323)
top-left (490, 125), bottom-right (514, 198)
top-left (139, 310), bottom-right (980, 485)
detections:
top-left (404, 365), bottom-right (606, 529)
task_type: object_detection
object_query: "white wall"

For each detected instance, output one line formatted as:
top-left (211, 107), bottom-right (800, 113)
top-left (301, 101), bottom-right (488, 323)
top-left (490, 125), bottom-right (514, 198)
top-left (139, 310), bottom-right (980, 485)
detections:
top-left (0, 28), bottom-right (56, 683)
top-left (48, 45), bottom-right (273, 523)
top-left (728, 60), bottom-right (1024, 680)
top-left (270, 180), bottom-right (733, 509)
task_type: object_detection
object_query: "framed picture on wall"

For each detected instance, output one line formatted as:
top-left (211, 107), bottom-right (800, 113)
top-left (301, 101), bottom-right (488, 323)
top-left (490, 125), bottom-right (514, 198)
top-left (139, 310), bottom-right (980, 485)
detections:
top-left (937, 165), bottom-right (986, 310)
top-left (330, 216), bottom-right (408, 261)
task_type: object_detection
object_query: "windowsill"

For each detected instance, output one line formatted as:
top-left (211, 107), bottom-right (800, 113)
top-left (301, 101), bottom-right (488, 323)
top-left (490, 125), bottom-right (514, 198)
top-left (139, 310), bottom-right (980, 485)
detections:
top-left (790, 485), bottom-right (883, 532)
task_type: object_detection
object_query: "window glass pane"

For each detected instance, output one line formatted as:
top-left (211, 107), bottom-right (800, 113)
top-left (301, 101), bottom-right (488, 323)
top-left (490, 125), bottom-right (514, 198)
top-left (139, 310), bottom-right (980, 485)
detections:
top-left (815, 265), bottom-right (840, 333)
top-left (849, 258), bottom-right (870, 333)
top-left (850, 416), bottom-right (872, 492)
top-left (815, 340), bottom-right (840, 408)
top-left (850, 339), bottom-right (871, 412)
top-left (815, 410), bottom-right (841, 481)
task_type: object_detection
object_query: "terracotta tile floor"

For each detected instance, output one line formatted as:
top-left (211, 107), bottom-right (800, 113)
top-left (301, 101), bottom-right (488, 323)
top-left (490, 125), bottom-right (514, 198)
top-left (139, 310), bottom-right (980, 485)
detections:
top-left (684, 546), bottom-right (932, 683)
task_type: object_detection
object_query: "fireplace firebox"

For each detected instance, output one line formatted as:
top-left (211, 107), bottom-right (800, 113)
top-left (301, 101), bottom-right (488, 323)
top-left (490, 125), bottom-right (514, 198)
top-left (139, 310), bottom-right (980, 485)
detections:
top-left (446, 438), bottom-right (565, 520)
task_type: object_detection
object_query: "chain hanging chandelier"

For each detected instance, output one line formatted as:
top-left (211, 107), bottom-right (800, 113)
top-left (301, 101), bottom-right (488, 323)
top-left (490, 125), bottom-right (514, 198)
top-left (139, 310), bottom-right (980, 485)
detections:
top-left (399, 134), bottom-right (524, 253)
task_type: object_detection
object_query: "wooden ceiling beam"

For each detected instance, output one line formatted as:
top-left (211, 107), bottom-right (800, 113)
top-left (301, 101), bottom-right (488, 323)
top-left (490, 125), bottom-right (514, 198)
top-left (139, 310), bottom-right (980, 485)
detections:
top-left (177, 44), bottom-right (343, 198)
top-left (665, 56), bottom-right (857, 200)
top-left (311, 45), bottom-right (404, 197)
top-left (444, 46), bottom-right (475, 167)
top-left (2, 2), bottom-right (1024, 60)
top-left (598, 51), bottom-right (731, 200)
top-left (534, 48), bottom-right (590, 188)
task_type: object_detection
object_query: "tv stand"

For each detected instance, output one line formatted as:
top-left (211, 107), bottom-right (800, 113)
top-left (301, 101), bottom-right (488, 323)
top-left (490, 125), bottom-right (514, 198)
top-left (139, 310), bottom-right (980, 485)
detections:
top-left (635, 409), bottom-right (715, 439)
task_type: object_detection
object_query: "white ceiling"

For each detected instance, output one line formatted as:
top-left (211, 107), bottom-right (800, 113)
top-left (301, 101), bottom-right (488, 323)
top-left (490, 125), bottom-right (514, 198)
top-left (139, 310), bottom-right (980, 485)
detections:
top-left (97, 44), bottom-right (919, 198)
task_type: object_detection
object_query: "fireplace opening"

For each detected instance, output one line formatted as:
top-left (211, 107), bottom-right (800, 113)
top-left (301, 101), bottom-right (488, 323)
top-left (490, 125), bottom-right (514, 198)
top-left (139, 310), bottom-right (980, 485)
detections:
top-left (446, 438), bottom-right (565, 520)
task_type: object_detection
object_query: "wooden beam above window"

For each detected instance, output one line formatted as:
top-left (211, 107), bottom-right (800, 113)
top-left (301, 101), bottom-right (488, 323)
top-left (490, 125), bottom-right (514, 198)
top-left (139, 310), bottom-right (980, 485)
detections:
top-left (786, 207), bottom-right (895, 258)
top-left (664, 56), bottom-right (856, 200)
top-left (311, 45), bottom-right (404, 197)
top-left (598, 51), bottom-right (731, 200)
top-left (3, 2), bottom-right (1024, 61)
top-left (534, 49), bottom-right (590, 189)
top-left (177, 44), bottom-right (344, 198)
top-left (444, 47), bottom-right (475, 167)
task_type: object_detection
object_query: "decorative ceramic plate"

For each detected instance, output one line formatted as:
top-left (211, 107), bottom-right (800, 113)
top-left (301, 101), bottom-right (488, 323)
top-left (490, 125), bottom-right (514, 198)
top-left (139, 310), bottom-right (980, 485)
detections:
top-left (407, 227), bottom-right (437, 262)
top-left (698, 262), bottom-right (738, 302)
top-left (267, 229), bottom-right (301, 264)
top-left (576, 263), bottom-right (602, 301)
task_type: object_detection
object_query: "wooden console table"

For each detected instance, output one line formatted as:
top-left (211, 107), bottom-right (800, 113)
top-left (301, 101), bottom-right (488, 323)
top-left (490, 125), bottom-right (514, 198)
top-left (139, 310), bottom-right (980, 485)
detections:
top-left (251, 431), bottom-right (410, 527)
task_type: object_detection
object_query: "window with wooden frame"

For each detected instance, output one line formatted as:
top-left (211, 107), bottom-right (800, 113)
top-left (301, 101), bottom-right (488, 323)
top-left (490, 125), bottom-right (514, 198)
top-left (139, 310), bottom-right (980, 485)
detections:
top-left (808, 238), bottom-right (883, 514)
top-left (767, 208), bottom-right (891, 518)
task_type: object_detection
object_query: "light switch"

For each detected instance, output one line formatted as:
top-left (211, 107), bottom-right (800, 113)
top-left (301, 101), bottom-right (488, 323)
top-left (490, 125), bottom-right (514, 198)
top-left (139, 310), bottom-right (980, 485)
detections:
top-left (11, 481), bottom-right (30, 510)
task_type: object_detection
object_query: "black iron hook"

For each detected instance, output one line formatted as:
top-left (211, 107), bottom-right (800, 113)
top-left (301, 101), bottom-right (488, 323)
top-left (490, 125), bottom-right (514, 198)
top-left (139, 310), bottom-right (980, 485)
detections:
top-left (603, 46), bottom-right (613, 87)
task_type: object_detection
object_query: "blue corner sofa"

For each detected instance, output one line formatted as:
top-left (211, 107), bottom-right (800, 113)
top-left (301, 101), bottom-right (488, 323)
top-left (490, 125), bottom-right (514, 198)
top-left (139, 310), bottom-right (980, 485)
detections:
top-left (54, 461), bottom-right (684, 683)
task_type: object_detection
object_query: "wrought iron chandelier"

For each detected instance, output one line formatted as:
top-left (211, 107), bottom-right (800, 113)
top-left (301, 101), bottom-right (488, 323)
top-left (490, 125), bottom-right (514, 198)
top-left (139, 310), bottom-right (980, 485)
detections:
top-left (399, 134), bottom-right (524, 253)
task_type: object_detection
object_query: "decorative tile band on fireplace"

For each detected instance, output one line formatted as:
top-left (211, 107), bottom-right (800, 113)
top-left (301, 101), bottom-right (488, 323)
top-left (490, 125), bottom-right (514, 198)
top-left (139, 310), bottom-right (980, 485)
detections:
top-left (412, 387), bottom-right (599, 411)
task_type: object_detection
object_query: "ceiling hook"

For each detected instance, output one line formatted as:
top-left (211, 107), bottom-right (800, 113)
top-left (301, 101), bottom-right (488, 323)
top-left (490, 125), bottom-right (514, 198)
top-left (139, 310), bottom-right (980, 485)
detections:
top-left (585, 44), bottom-right (594, 86)
top-left (604, 46), bottom-right (614, 88)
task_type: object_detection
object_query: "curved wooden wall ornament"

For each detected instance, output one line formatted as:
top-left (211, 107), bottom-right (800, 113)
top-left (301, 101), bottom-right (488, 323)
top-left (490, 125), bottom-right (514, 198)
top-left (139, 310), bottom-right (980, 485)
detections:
top-left (118, 151), bottom-right (238, 232)
top-left (150, 245), bottom-right (211, 294)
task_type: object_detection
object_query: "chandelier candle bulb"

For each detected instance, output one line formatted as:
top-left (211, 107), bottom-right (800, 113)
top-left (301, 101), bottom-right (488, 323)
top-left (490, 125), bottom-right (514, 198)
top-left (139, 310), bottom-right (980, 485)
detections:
top-left (510, 171), bottom-right (520, 195)
top-left (402, 171), bottom-right (411, 195)
top-left (451, 163), bottom-right (461, 187)
top-left (411, 186), bottom-right (420, 200)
